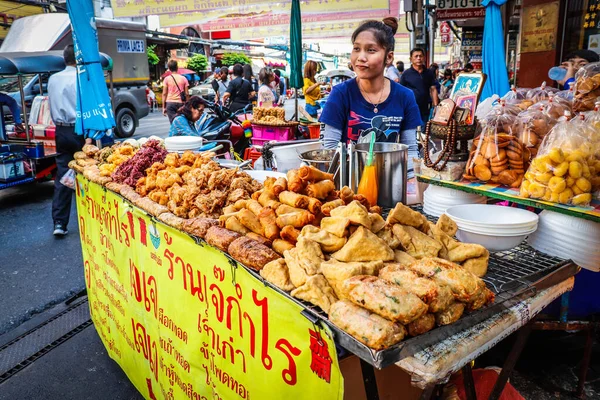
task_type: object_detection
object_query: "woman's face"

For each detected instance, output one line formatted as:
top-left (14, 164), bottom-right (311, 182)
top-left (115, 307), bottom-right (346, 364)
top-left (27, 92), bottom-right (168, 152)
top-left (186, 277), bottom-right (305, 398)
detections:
top-left (351, 30), bottom-right (391, 80)
top-left (191, 104), bottom-right (204, 121)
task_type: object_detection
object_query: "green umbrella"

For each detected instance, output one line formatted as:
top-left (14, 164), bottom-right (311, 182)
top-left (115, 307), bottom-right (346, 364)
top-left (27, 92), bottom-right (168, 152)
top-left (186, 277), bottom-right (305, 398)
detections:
top-left (290, 0), bottom-right (303, 120)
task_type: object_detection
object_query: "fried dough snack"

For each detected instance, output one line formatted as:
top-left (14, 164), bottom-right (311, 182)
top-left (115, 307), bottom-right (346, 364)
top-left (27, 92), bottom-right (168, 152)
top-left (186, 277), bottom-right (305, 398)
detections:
top-left (321, 199), bottom-right (345, 216)
top-left (329, 300), bottom-right (406, 350)
top-left (379, 264), bottom-right (439, 304)
top-left (291, 274), bottom-right (338, 313)
top-left (228, 236), bottom-right (280, 271)
top-left (279, 191), bottom-right (309, 209)
top-left (246, 232), bottom-right (272, 247)
top-left (280, 225), bottom-right (301, 244)
top-left (320, 216), bottom-right (350, 238)
top-left (343, 275), bottom-right (428, 325)
top-left (299, 225), bottom-right (347, 253)
top-left (258, 207), bottom-right (280, 241)
top-left (237, 209), bottom-right (264, 236)
top-left (435, 302), bottom-right (465, 326)
top-left (272, 239), bottom-right (295, 255)
top-left (392, 225), bottom-right (442, 259)
top-left (332, 226), bottom-right (394, 262)
top-left (306, 180), bottom-right (335, 199)
top-left (330, 201), bottom-right (372, 229)
top-left (407, 313), bottom-right (436, 337)
top-left (298, 165), bottom-right (334, 182)
top-left (286, 169), bottom-right (306, 193)
top-left (321, 258), bottom-right (383, 298)
top-left (386, 202), bottom-right (430, 232)
top-left (225, 216), bottom-right (250, 235)
top-left (205, 226), bottom-right (242, 252)
top-left (260, 259), bottom-right (294, 291)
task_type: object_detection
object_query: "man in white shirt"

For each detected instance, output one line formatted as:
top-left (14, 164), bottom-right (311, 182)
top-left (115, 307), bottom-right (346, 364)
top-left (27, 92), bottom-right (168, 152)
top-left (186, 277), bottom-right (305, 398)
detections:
top-left (385, 59), bottom-right (402, 82)
top-left (48, 45), bottom-right (90, 236)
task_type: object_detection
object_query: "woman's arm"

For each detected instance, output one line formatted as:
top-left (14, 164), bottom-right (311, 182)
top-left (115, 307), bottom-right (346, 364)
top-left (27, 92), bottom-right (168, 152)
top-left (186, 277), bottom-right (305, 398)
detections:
top-left (323, 125), bottom-right (342, 149)
top-left (162, 82), bottom-right (168, 115)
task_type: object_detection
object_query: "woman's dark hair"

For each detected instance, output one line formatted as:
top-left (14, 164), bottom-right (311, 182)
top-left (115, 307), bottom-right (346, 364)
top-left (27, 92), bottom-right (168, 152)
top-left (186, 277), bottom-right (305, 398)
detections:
top-left (219, 66), bottom-right (228, 79)
top-left (396, 60), bottom-right (404, 73)
top-left (177, 96), bottom-right (205, 120)
top-left (443, 68), bottom-right (452, 79)
top-left (232, 63), bottom-right (243, 77)
top-left (273, 69), bottom-right (281, 78)
top-left (351, 17), bottom-right (398, 54)
top-left (258, 68), bottom-right (273, 85)
top-left (243, 64), bottom-right (253, 81)
top-left (168, 60), bottom-right (178, 72)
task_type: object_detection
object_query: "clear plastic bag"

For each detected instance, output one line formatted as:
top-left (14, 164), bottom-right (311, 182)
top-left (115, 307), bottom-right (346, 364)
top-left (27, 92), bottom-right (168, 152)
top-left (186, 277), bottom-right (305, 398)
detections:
top-left (526, 81), bottom-right (559, 103)
top-left (464, 101), bottom-right (525, 187)
top-left (520, 117), bottom-right (594, 206)
top-left (573, 62), bottom-right (600, 112)
top-left (529, 94), bottom-right (572, 120)
top-left (60, 169), bottom-right (76, 190)
top-left (580, 108), bottom-right (600, 198)
top-left (517, 106), bottom-right (556, 160)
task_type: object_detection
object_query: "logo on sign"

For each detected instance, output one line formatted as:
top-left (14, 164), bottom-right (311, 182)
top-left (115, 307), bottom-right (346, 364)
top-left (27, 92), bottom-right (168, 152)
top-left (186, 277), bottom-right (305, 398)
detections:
top-left (116, 39), bottom-right (145, 53)
top-left (440, 22), bottom-right (453, 46)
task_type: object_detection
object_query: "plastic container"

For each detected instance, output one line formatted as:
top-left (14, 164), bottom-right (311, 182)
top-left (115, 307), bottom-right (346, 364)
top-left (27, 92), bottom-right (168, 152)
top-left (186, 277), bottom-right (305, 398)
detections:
top-left (0, 157), bottom-right (26, 182)
top-left (307, 124), bottom-right (321, 139)
top-left (251, 124), bottom-right (294, 142)
top-left (548, 66), bottom-right (567, 82)
top-left (260, 141), bottom-right (323, 172)
top-left (25, 142), bottom-right (45, 158)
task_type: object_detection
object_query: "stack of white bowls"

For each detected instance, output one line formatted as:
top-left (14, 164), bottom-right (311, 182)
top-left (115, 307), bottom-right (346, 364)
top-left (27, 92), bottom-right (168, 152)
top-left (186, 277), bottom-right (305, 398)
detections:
top-left (444, 204), bottom-right (539, 252)
top-left (527, 210), bottom-right (600, 271)
top-left (165, 136), bottom-right (203, 153)
top-left (423, 185), bottom-right (488, 217)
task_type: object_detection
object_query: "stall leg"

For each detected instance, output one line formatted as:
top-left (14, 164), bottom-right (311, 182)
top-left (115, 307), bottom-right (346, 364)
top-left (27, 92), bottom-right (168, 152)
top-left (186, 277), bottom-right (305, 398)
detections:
top-left (462, 362), bottom-right (477, 400)
top-left (576, 324), bottom-right (595, 398)
top-left (488, 323), bottom-right (533, 400)
top-left (359, 359), bottom-right (379, 400)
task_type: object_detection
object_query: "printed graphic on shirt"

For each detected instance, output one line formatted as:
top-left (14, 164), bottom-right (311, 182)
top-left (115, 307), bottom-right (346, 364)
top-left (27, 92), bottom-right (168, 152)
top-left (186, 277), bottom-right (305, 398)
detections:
top-left (347, 111), bottom-right (404, 143)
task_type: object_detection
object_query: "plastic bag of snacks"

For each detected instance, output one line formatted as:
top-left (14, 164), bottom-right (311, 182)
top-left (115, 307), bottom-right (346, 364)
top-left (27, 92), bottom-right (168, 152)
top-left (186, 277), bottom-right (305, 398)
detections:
top-left (517, 106), bottom-right (555, 160)
top-left (573, 62), bottom-right (600, 112)
top-left (526, 81), bottom-right (559, 103)
top-left (502, 86), bottom-right (529, 104)
top-left (464, 101), bottom-right (525, 187)
top-left (529, 94), bottom-right (572, 120)
top-left (581, 108), bottom-right (600, 197)
top-left (520, 118), bottom-right (595, 206)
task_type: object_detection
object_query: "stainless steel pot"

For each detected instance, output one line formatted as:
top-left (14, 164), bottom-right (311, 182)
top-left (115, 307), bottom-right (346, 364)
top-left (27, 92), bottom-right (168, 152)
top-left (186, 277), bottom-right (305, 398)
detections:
top-left (352, 143), bottom-right (408, 208)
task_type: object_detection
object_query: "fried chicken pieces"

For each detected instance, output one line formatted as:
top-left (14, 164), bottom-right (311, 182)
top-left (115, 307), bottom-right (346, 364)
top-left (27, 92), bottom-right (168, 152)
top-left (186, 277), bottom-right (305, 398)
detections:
top-left (136, 151), bottom-right (261, 219)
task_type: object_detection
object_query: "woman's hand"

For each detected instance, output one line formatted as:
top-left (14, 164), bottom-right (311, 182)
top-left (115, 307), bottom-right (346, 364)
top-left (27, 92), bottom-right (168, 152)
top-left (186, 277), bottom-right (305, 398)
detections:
top-left (162, 108), bottom-right (167, 116)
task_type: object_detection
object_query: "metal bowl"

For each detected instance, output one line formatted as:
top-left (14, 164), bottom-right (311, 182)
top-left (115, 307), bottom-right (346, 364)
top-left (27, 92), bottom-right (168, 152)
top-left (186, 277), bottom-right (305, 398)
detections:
top-left (298, 149), bottom-right (337, 173)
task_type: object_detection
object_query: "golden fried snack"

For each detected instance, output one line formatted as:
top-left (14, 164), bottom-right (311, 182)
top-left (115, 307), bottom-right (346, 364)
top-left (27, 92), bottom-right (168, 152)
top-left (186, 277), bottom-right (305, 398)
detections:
top-left (228, 236), bottom-right (281, 271)
top-left (258, 190), bottom-right (281, 209)
top-left (280, 225), bottom-right (301, 244)
top-left (377, 225), bottom-right (402, 250)
top-left (332, 226), bottom-right (394, 262)
top-left (272, 239), bottom-right (295, 255)
top-left (407, 258), bottom-right (485, 303)
top-left (272, 177), bottom-right (288, 196)
top-left (369, 213), bottom-right (386, 234)
top-left (181, 217), bottom-right (219, 239)
top-left (222, 205), bottom-right (237, 215)
top-left (258, 207), bottom-right (280, 241)
top-left (306, 197), bottom-right (322, 214)
top-left (462, 252), bottom-right (490, 277)
top-left (275, 204), bottom-right (305, 215)
top-left (369, 205), bottom-right (382, 215)
top-left (244, 199), bottom-right (263, 216)
top-left (238, 209), bottom-right (265, 236)
top-left (436, 214), bottom-right (458, 236)
top-left (260, 259), bottom-right (294, 291)
top-left (306, 180), bottom-right (335, 199)
top-left (157, 212), bottom-right (184, 230)
top-left (435, 301), bottom-right (465, 326)
top-left (386, 202), bottom-right (430, 232)
top-left (276, 212), bottom-right (315, 229)
top-left (320, 216), bottom-right (350, 238)
top-left (105, 181), bottom-right (126, 193)
top-left (321, 258), bottom-right (383, 298)
top-left (321, 199), bottom-right (345, 216)
top-left (392, 225), bottom-right (442, 259)
top-left (225, 215), bottom-right (250, 234)
top-left (466, 284), bottom-right (495, 312)
top-left (233, 199), bottom-right (248, 210)
top-left (329, 300), bottom-right (406, 350)
top-left (339, 186), bottom-right (355, 204)
top-left (428, 284), bottom-right (454, 313)
top-left (291, 274), bottom-right (338, 313)
top-left (74, 151), bottom-right (87, 160)
top-left (284, 248), bottom-right (309, 287)
top-left (299, 225), bottom-right (347, 252)
top-left (447, 243), bottom-right (488, 264)
top-left (135, 197), bottom-right (168, 217)
top-left (286, 169), bottom-right (306, 193)
top-left (393, 250), bottom-right (417, 266)
top-left (295, 237), bottom-right (324, 274)
top-left (379, 264), bottom-right (438, 304)
top-left (330, 200), bottom-right (372, 229)
top-left (344, 276), bottom-right (428, 324)
top-left (407, 313), bottom-right (436, 337)
top-left (246, 232), bottom-right (272, 247)
top-left (298, 165), bottom-right (334, 182)
top-left (279, 191), bottom-right (309, 209)
top-left (205, 226), bottom-right (242, 253)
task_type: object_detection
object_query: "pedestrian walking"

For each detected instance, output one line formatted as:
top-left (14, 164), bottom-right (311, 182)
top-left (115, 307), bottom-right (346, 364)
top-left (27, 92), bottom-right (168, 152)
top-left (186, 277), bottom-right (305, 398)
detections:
top-left (222, 64), bottom-right (253, 112)
top-left (211, 67), bottom-right (229, 105)
top-left (399, 48), bottom-right (439, 125)
top-left (48, 45), bottom-right (91, 236)
top-left (385, 59), bottom-right (402, 82)
top-left (162, 60), bottom-right (189, 123)
top-left (396, 60), bottom-right (404, 75)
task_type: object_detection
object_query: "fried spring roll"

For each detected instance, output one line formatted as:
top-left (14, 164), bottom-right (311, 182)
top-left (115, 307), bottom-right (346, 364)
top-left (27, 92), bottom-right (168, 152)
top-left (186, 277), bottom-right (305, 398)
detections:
top-left (298, 165), bottom-right (334, 182)
top-left (251, 190), bottom-right (263, 201)
top-left (340, 186), bottom-right (355, 204)
top-left (369, 205), bottom-right (382, 215)
top-left (258, 207), bottom-right (280, 241)
top-left (279, 191), bottom-right (309, 209)
top-left (353, 194), bottom-right (371, 209)
top-left (276, 212), bottom-right (315, 229)
top-left (273, 177), bottom-right (288, 196)
top-left (272, 239), bottom-right (295, 255)
top-left (307, 197), bottom-right (322, 214)
top-left (276, 204), bottom-right (307, 216)
top-left (225, 215), bottom-right (251, 235)
top-left (280, 225), bottom-right (301, 244)
top-left (258, 190), bottom-right (281, 209)
top-left (286, 169), bottom-right (306, 193)
top-left (379, 264), bottom-right (439, 305)
top-left (222, 205), bottom-right (237, 215)
top-left (325, 190), bottom-right (340, 202)
top-left (233, 199), bottom-right (248, 210)
top-left (264, 177), bottom-right (277, 192)
top-left (246, 199), bottom-right (263, 216)
top-left (407, 313), bottom-right (436, 337)
top-left (246, 232), bottom-right (272, 247)
top-left (238, 208), bottom-right (265, 236)
top-left (435, 302), bottom-right (465, 326)
top-left (321, 199), bottom-right (345, 216)
top-left (219, 212), bottom-right (241, 227)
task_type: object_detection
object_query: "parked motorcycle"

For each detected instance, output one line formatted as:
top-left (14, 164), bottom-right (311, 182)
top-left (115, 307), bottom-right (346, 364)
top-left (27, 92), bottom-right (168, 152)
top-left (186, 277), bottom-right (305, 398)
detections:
top-left (196, 102), bottom-right (252, 156)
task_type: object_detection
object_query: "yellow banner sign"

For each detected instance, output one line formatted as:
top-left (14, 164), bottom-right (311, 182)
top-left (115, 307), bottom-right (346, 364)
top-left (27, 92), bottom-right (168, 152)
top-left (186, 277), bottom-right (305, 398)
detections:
top-left (0, 0), bottom-right (43, 40)
top-left (76, 176), bottom-right (343, 400)
top-left (115, 0), bottom-right (390, 18)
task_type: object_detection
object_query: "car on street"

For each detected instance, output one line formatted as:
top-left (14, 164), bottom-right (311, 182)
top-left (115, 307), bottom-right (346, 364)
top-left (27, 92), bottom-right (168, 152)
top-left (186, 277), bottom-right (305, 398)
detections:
top-left (189, 75), bottom-right (216, 102)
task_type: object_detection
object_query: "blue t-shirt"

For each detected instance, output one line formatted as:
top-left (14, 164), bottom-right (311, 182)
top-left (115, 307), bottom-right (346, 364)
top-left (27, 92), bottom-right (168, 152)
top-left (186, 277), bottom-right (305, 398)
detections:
top-left (319, 78), bottom-right (421, 144)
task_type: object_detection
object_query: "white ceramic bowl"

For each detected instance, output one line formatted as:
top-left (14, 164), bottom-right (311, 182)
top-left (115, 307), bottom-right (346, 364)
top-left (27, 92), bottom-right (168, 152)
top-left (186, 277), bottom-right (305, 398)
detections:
top-left (165, 136), bottom-right (203, 151)
top-left (456, 228), bottom-right (534, 252)
top-left (445, 204), bottom-right (539, 228)
top-left (425, 185), bottom-right (488, 201)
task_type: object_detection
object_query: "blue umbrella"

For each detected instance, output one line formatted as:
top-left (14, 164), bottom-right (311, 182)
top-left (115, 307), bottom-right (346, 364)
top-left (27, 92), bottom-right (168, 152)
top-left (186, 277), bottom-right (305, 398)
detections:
top-left (480, 0), bottom-right (511, 101)
top-left (67, 0), bottom-right (115, 140)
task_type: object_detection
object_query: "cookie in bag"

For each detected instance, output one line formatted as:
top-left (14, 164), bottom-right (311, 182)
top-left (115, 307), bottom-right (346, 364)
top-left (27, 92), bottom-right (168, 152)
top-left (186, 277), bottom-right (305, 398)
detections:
top-left (573, 62), bottom-right (600, 112)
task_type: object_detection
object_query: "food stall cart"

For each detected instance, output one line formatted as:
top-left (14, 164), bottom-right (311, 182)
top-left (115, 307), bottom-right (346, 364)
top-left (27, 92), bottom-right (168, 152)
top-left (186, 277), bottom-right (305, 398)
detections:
top-left (0, 51), bottom-right (112, 191)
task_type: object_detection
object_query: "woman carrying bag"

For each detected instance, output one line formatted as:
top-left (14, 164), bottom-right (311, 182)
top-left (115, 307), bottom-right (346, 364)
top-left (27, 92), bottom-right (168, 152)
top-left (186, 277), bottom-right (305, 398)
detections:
top-left (162, 60), bottom-right (190, 123)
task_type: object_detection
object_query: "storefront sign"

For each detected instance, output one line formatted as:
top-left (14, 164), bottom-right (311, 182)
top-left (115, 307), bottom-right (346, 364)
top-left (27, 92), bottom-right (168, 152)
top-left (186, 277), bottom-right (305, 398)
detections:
top-left (76, 177), bottom-right (344, 400)
top-left (461, 30), bottom-right (483, 51)
top-left (520, 2), bottom-right (559, 53)
top-left (436, 0), bottom-right (485, 21)
top-left (116, 39), bottom-right (145, 53)
top-left (113, 0), bottom-right (390, 18)
top-left (440, 22), bottom-right (453, 47)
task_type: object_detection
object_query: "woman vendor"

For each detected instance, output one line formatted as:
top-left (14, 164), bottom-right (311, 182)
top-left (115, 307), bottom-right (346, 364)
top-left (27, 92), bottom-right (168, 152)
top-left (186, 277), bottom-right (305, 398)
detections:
top-left (320, 17), bottom-right (422, 176)
top-left (168, 96), bottom-right (207, 137)
top-left (257, 68), bottom-right (277, 108)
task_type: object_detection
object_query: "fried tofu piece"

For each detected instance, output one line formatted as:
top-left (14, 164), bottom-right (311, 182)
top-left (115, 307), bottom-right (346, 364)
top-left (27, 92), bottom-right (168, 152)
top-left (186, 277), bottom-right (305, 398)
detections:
top-left (291, 274), bottom-right (338, 313)
top-left (393, 225), bottom-right (442, 259)
top-left (321, 258), bottom-right (383, 298)
top-left (260, 259), bottom-right (295, 291)
top-left (330, 200), bottom-right (372, 229)
top-left (332, 226), bottom-right (394, 262)
top-left (386, 203), bottom-right (430, 232)
top-left (299, 225), bottom-right (347, 253)
top-left (436, 214), bottom-right (458, 236)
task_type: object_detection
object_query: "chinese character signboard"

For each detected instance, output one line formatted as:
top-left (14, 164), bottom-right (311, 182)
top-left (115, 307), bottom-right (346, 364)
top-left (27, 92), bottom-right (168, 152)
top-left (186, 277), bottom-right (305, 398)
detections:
top-left (436, 0), bottom-right (485, 21)
top-left (440, 22), bottom-right (453, 47)
top-left (520, 2), bottom-right (560, 53)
